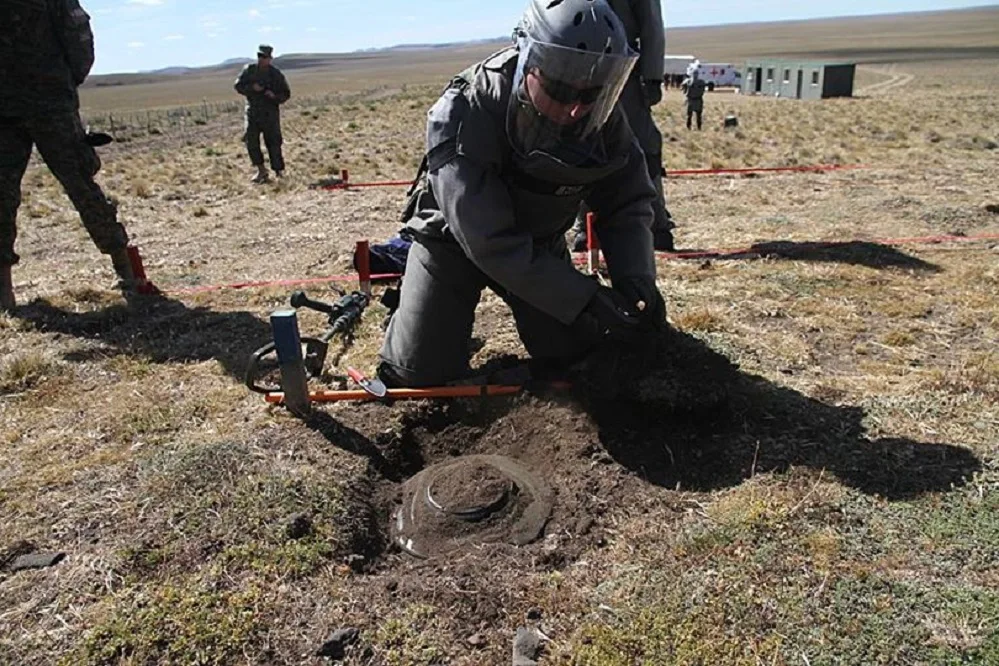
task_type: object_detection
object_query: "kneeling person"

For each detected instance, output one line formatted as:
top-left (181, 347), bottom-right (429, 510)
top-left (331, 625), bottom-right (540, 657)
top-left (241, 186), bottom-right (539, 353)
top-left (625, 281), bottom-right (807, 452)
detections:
top-left (379, 0), bottom-right (666, 387)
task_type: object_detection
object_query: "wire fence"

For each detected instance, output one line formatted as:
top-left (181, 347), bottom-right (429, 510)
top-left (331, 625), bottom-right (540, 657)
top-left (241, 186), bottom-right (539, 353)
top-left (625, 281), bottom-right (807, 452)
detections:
top-left (80, 89), bottom-right (389, 140)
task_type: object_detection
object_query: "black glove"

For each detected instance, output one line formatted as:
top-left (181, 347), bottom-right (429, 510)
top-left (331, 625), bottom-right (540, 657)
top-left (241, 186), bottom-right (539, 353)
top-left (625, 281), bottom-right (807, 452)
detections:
top-left (85, 131), bottom-right (114, 147)
top-left (645, 79), bottom-right (663, 106)
top-left (573, 286), bottom-right (640, 346)
top-left (614, 276), bottom-right (668, 331)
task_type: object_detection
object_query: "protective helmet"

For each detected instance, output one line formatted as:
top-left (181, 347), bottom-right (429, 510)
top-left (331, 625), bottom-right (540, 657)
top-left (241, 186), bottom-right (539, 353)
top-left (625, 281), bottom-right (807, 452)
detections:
top-left (508, 0), bottom-right (638, 162)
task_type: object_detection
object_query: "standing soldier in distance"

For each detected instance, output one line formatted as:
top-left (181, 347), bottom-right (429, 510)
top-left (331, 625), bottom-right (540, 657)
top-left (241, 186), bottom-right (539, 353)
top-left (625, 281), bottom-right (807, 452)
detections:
top-left (0, 0), bottom-right (136, 311)
top-left (685, 68), bottom-right (707, 130)
top-left (234, 44), bottom-right (291, 183)
top-left (572, 0), bottom-right (675, 252)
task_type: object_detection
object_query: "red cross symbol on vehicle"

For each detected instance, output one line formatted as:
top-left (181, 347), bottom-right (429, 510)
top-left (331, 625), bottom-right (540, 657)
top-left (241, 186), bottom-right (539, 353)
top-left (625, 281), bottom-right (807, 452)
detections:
top-left (710, 68), bottom-right (720, 76)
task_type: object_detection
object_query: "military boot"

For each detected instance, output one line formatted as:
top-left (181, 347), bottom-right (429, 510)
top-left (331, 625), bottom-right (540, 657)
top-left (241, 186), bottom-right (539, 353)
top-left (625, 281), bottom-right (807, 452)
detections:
top-left (0, 265), bottom-right (15, 312)
top-left (251, 165), bottom-right (269, 184)
top-left (109, 248), bottom-right (139, 293)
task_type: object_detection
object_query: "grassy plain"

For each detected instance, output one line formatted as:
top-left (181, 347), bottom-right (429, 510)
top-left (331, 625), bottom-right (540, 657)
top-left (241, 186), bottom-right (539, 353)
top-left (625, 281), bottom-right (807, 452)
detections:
top-left (2, 7), bottom-right (999, 666)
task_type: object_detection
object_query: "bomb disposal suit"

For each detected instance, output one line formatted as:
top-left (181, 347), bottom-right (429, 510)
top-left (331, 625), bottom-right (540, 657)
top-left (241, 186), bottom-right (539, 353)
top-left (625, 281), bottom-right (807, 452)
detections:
top-left (379, 0), bottom-right (666, 387)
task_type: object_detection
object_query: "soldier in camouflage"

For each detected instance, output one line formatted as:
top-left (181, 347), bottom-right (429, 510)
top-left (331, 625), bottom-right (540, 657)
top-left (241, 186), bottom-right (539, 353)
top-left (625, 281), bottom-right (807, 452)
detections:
top-left (234, 45), bottom-right (291, 183)
top-left (0, 0), bottom-right (134, 311)
top-left (571, 0), bottom-right (675, 252)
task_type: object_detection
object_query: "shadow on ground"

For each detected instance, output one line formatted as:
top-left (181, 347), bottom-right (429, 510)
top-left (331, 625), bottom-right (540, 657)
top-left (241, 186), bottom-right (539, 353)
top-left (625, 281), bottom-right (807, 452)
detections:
top-left (16, 294), bottom-right (273, 382)
top-left (289, 326), bottom-right (979, 504)
top-left (708, 240), bottom-right (941, 271)
top-left (576, 329), bottom-right (979, 500)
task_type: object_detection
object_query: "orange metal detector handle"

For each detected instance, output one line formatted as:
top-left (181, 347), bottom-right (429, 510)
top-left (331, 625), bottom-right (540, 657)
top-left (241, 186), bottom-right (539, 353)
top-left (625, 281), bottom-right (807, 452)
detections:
top-left (264, 382), bottom-right (571, 404)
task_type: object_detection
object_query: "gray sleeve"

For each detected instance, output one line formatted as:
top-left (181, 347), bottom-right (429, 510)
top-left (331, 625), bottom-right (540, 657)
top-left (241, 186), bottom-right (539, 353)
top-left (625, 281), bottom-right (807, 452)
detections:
top-left (635, 0), bottom-right (665, 81)
top-left (53, 0), bottom-right (95, 85)
top-left (586, 139), bottom-right (657, 283)
top-left (430, 158), bottom-right (598, 325)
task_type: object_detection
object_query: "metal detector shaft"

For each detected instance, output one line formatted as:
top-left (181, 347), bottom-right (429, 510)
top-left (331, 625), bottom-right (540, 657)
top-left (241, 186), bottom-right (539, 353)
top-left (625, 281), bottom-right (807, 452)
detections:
top-left (264, 382), bottom-right (572, 404)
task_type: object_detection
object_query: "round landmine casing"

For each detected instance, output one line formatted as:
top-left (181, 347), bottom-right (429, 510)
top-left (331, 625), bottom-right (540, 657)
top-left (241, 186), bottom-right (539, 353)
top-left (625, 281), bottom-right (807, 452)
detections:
top-left (392, 455), bottom-right (553, 559)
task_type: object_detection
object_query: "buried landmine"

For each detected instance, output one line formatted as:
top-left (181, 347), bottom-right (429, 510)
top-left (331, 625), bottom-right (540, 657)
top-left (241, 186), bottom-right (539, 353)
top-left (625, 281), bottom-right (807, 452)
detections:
top-left (392, 454), bottom-right (554, 558)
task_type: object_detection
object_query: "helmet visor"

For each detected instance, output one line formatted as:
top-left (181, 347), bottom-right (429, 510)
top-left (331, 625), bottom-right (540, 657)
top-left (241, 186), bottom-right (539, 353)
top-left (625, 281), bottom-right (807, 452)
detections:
top-left (508, 35), bottom-right (637, 160)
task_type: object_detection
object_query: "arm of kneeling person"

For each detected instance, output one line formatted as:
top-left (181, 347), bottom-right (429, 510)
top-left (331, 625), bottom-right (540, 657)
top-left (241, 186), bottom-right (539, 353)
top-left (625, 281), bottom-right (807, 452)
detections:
top-left (586, 140), bottom-right (657, 292)
top-left (431, 156), bottom-right (598, 326)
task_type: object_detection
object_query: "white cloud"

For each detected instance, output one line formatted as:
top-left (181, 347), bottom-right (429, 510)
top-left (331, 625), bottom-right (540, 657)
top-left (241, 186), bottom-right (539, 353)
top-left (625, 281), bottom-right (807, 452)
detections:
top-left (127, 41), bottom-right (145, 48)
top-left (257, 25), bottom-right (283, 34)
top-left (126, 0), bottom-right (163, 6)
top-left (164, 34), bottom-right (184, 41)
top-left (306, 27), bottom-right (318, 33)
top-left (248, 8), bottom-right (260, 17)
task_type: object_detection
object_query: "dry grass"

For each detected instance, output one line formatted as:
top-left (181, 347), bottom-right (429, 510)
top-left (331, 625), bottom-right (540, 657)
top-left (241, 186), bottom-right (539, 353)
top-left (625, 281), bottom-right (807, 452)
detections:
top-left (1, 11), bottom-right (999, 665)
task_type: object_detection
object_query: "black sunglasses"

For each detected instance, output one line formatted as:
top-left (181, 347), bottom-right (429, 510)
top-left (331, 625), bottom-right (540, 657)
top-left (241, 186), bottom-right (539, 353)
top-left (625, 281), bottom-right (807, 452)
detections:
top-left (533, 70), bottom-right (602, 105)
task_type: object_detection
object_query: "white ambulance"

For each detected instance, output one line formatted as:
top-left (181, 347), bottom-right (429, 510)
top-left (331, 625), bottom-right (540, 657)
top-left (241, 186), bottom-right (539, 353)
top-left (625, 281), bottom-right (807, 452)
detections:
top-left (693, 62), bottom-right (742, 91)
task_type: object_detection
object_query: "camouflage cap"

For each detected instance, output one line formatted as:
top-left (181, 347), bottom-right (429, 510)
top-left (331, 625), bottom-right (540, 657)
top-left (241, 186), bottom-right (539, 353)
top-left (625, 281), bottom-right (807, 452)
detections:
top-left (257, 44), bottom-right (274, 58)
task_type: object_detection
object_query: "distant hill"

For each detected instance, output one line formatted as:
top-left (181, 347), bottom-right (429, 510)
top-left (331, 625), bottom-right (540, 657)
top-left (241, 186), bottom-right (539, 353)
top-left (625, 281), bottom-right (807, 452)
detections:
top-left (86, 5), bottom-right (999, 85)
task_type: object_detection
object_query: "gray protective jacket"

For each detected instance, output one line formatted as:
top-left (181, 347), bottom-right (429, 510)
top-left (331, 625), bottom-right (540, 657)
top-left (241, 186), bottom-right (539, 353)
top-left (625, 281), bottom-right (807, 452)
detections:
top-left (608, 0), bottom-right (665, 82)
top-left (686, 77), bottom-right (707, 101)
top-left (404, 48), bottom-right (657, 325)
top-left (0, 0), bottom-right (95, 116)
top-left (234, 63), bottom-right (291, 120)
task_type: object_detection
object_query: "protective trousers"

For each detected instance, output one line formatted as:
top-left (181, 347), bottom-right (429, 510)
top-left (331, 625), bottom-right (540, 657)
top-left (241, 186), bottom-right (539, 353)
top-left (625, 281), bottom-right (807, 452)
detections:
top-left (686, 99), bottom-right (704, 130)
top-left (0, 112), bottom-right (127, 266)
top-left (244, 113), bottom-right (284, 172)
top-left (577, 75), bottom-right (670, 234)
top-left (379, 236), bottom-right (593, 387)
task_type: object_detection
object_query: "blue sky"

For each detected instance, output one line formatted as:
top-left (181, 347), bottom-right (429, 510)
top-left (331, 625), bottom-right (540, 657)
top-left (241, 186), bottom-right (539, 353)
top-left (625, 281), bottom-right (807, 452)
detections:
top-left (88, 0), bottom-right (995, 74)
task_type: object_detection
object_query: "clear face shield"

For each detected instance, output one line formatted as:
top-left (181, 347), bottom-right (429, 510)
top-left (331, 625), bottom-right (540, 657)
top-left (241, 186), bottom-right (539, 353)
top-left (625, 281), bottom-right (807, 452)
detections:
top-left (507, 34), bottom-right (637, 164)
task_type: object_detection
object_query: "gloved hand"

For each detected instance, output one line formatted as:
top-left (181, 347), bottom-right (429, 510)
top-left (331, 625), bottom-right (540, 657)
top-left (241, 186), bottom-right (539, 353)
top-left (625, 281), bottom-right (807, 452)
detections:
top-left (614, 276), bottom-right (668, 331)
top-left (645, 79), bottom-right (663, 106)
top-left (573, 286), bottom-right (640, 346)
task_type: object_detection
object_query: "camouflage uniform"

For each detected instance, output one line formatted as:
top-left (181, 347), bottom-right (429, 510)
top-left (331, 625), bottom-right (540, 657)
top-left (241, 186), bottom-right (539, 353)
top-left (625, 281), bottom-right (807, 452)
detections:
top-left (574, 0), bottom-right (673, 249)
top-left (234, 56), bottom-right (291, 173)
top-left (0, 0), bottom-right (128, 267)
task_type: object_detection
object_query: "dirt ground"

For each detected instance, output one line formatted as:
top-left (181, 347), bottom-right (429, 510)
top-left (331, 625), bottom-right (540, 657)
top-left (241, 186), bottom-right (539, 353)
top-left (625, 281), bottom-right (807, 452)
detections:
top-left (1, 37), bottom-right (998, 666)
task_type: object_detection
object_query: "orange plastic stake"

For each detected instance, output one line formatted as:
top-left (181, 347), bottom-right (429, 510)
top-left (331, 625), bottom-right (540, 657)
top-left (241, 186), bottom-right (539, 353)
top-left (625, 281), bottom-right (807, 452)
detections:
top-left (355, 240), bottom-right (371, 296)
top-left (126, 245), bottom-right (158, 294)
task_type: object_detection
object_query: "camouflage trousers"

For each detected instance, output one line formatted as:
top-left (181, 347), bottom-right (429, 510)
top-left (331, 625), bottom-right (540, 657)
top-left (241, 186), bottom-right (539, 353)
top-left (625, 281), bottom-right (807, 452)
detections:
top-left (244, 112), bottom-right (285, 172)
top-left (0, 112), bottom-right (127, 266)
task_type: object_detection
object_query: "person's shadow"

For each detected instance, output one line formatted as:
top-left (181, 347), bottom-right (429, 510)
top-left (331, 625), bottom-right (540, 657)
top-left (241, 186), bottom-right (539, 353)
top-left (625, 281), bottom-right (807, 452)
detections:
top-left (16, 294), bottom-right (274, 383)
top-left (575, 330), bottom-right (979, 500)
top-left (714, 240), bottom-right (941, 272)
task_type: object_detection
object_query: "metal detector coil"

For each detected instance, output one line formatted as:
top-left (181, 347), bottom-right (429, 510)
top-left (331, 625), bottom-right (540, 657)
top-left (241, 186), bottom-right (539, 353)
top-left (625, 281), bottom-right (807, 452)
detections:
top-left (245, 289), bottom-right (370, 394)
